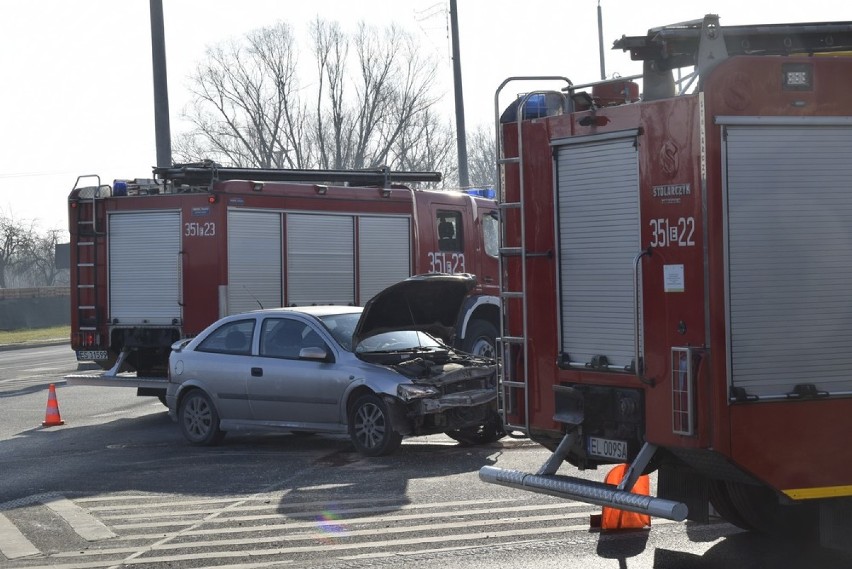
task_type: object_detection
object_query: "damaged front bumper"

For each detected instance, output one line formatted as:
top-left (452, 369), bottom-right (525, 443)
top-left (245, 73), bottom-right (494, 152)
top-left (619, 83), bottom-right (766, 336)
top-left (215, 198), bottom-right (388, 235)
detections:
top-left (413, 388), bottom-right (497, 413)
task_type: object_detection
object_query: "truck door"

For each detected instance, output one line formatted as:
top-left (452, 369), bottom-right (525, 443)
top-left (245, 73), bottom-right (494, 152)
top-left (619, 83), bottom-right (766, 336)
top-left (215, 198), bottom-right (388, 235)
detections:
top-left (358, 215), bottom-right (412, 303)
top-left (108, 211), bottom-right (182, 326)
top-left (286, 213), bottom-right (355, 306)
top-left (554, 133), bottom-right (642, 371)
top-left (227, 209), bottom-right (283, 314)
top-left (722, 120), bottom-right (852, 399)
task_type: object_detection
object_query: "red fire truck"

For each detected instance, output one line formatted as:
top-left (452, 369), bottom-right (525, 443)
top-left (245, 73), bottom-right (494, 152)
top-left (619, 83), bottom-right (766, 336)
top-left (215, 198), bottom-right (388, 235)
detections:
top-left (480, 15), bottom-right (852, 549)
top-left (66, 164), bottom-right (501, 397)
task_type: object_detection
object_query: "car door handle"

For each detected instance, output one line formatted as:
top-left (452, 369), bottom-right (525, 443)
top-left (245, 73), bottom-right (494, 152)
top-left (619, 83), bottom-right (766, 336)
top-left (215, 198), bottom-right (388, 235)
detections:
top-left (251, 367), bottom-right (263, 377)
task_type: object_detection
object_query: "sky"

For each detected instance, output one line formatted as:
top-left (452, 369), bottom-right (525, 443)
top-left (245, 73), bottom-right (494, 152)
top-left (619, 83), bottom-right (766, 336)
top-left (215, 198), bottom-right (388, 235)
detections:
top-left (0, 0), bottom-right (845, 234)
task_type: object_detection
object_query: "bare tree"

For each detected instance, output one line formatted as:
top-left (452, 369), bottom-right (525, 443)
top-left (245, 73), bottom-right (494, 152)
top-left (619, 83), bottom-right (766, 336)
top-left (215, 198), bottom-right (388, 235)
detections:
top-left (466, 124), bottom-right (496, 189)
top-left (20, 229), bottom-right (68, 287)
top-left (178, 19), bottom-right (453, 178)
top-left (0, 211), bottom-right (36, 288)
top-left (175, 22), bottom-right (310, 168)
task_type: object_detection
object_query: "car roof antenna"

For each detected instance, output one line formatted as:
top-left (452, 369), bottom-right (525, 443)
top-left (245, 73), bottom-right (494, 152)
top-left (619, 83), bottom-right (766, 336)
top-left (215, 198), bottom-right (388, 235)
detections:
top-left (243, 285), bottom-right (264, 309)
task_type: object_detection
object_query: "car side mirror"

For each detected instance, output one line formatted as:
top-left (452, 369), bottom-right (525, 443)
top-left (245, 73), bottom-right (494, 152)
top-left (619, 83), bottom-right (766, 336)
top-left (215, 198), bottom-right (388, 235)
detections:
top-left (299, 346), bottom-right (333, 362)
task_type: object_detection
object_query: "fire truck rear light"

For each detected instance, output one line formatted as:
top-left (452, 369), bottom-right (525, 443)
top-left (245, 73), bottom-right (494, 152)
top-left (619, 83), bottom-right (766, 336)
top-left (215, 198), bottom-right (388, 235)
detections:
top-left (208, 195), bottom-right (218, 204)
top-left (672, 347), bottom-right (695, 436)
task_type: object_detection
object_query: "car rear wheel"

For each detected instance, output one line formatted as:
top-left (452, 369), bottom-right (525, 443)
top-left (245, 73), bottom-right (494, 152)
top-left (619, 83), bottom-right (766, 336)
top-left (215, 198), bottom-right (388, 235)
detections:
top-left (179, 389), bottom-right (225, 446)
top-left (446, 411), bottom-right (505, 445)
top-left (348, 394), bottom-right (402, 456)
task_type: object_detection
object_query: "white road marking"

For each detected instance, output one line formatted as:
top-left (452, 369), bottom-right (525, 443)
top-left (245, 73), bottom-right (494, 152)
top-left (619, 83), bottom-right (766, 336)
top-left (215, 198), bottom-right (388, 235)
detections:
top-left (42, 496), bottom-right (116, 541)
top-left (0, 511), bottom-right (40, 559)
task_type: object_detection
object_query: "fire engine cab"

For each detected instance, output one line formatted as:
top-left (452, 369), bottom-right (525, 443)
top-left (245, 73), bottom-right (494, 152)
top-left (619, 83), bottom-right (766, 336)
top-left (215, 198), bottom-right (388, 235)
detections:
top-left (480, 15), bottom-right (852, 549)
top-left (66, 164), bottom-right (500, 397)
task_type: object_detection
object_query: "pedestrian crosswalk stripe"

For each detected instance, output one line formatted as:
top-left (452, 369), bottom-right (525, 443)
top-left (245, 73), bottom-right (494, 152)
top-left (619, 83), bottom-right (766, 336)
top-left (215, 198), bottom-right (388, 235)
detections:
top-left (42, 496), bottom-right (116, 541)
top-left (0, 511), bottom-right (39, 559)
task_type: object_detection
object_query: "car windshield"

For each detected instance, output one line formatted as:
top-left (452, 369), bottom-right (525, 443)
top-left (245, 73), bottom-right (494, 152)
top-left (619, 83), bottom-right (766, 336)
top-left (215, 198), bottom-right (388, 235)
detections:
top-left (317, 312), bottom-right (361, 351)
top-left (355, 330), bottom-right (443, 354)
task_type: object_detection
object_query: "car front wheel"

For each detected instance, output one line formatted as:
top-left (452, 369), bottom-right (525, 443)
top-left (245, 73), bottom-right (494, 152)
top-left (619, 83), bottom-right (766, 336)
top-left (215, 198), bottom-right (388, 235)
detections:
top-left (178, 389), bottom-right (225, 446)
top-left (348, 394), bottom-right (402, 456)
top-left (446, 411), bottom-right (505, 445)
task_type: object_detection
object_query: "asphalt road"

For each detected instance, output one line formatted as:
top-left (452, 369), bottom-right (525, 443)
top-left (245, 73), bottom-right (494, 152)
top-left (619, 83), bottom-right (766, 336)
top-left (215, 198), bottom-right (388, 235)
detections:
top-left (2, 345), bottom-right (851, 569)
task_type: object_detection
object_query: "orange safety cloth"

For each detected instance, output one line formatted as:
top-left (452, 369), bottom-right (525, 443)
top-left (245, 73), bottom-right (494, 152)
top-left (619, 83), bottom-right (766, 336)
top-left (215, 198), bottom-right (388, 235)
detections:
top-left (601, 463), bottom-right (651, 530)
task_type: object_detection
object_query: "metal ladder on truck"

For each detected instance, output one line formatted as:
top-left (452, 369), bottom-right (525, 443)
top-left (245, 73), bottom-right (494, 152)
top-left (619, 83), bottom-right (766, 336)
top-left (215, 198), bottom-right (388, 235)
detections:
top-left (493, 77), bottom-right (572, 435)
top-left (70, 175), bottom-right (108, 353)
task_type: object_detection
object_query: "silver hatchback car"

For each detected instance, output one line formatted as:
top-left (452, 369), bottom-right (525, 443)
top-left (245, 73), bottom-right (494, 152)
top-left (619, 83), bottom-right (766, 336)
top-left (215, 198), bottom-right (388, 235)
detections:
top-left (166, 275), bottom-right (502, 456)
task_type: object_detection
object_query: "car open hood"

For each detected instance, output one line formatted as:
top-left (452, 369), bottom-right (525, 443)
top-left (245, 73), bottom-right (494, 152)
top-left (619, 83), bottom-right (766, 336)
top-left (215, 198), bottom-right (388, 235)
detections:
top-left (353, 274), bottom-right (476, 346)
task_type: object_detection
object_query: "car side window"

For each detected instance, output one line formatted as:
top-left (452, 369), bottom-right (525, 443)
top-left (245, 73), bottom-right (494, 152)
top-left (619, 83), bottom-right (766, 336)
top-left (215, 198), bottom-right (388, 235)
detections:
top-left (261, 318), bottom-right (327, 359)
top-left (196, 319), bottom-right (255, 356)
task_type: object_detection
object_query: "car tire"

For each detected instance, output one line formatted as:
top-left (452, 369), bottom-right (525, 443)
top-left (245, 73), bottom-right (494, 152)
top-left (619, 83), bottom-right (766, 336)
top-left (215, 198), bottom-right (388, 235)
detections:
top-left (178, 389), bottom-right (225, 446)
top-left (461, 319), bottom-right (498, 359)
top-left (348, 393), bottom-right (402, 457)
top-left (446, 411), bottom-right (506, 445)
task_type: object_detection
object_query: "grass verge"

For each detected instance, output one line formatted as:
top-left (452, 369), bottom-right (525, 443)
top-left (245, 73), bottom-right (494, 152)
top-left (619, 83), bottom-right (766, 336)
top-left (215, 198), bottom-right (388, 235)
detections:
top-left (0, 325), bottom-right (70, 344)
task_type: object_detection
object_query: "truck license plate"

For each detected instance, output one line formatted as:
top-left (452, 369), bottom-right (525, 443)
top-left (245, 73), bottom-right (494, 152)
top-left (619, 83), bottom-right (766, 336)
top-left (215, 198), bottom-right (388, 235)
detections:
top-left (76, 350), bottom-right (109, 361)
top-left (587, 436), bottom-right (628, 461)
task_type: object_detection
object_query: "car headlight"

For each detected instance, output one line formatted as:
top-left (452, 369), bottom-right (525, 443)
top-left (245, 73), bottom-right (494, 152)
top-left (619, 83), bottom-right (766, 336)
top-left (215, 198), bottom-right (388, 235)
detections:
top-left (397, 383), bottom-right (440, 401)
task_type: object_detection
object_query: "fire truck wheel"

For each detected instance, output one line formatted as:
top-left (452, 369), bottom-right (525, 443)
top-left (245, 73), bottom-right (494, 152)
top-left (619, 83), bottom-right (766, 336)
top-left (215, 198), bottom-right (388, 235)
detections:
top-left (708, 480), bottom-right (756, 531)
top-left (724, 480), bottom-right (819, 540)
top-left (348, 393), bottom-right (403, 457)
top-left (179, 389), bottom-right (226, 446)
top-left (461, 320), bottom-right (498, 359)
top-left (446, 411), bottom-right (506, 445)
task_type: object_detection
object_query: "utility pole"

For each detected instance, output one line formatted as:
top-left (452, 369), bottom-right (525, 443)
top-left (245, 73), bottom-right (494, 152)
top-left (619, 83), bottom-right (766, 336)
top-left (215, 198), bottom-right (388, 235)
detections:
top-left (150, 0), bottom-right (172, 168)
top-left (597, 1), bottom-right (606, 80)
top-left (449, 0), bottom-right (469, 188)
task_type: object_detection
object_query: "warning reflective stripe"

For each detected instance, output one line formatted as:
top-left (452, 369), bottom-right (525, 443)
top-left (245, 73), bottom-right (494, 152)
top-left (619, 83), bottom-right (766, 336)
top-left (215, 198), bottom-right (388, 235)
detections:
top-left (783, 485), bottom-right (852, 500)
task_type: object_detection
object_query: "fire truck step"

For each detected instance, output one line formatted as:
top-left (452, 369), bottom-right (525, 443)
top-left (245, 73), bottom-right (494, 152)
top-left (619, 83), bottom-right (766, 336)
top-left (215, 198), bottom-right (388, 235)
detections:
top-left (498, 156), bottom-right (521, 165)
top-left (499, 336), bottom-right (525, 344)
top-left (499, 247), bottom-right (524, 256)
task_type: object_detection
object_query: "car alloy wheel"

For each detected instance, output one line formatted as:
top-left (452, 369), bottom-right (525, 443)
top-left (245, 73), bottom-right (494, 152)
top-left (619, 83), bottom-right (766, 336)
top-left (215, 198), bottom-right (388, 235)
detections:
top-left (349, 393), bottom-right (402, 456)
top-left (179, 389), bottom-right (225, 446)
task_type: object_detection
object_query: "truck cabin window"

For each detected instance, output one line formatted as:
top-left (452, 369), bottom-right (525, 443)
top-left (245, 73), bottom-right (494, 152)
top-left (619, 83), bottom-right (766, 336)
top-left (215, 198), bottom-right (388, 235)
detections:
top-left (437, 211), bottom-right (463, 252)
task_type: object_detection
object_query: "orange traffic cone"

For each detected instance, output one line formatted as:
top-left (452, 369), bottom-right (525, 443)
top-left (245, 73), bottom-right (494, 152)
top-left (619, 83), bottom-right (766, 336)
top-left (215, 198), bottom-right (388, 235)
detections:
top-left (42, 383), bottom-right (65, 427)
top-left (600, 463), bottom-right (651, 531)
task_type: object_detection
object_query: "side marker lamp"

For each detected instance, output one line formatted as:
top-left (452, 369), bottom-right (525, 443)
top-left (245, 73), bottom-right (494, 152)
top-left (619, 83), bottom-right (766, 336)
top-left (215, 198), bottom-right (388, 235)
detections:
top-left (782, 63), bottom-right (812, 91)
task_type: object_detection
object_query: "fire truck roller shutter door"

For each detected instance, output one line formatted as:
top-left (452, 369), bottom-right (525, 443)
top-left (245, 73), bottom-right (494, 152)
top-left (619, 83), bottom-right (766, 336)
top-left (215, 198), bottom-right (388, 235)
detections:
top-left (358, 216), bottom-right (412, 304)
top-left (722, 121), bottom-right (852, 398)
top-left (227, 210), bottom-right (283, 314)
top-left (554, 134), bottom-right (641, 370)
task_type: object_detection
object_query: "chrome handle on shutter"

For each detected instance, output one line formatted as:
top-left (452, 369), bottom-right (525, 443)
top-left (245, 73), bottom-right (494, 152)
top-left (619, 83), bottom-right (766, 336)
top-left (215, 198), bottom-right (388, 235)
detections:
top-left (178, 251), bottom-right (185, 307)
top-left (633, 248), bottom-right (654, 386)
